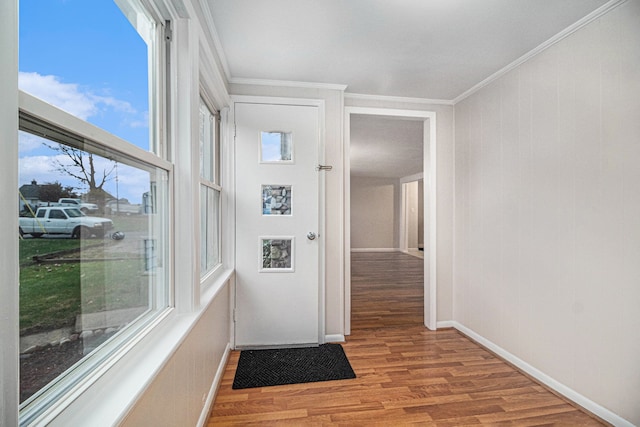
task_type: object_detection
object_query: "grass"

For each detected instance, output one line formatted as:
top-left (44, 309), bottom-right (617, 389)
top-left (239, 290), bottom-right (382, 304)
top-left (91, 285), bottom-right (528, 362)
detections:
top-left (109, 214), bottom-right (149, 232)
top-left (19, 237), bottom-right (149, 336)
top-left (19, 238), bottom-right (80, 266)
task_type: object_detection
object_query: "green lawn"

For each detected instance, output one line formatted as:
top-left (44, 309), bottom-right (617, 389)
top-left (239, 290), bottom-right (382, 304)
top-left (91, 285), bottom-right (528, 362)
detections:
top-left (19, 238), bottom-right (149, 336)
top-left (19, 238), bottom-right (80, 266)
top-left (109, 214), bottom-right (149, 232)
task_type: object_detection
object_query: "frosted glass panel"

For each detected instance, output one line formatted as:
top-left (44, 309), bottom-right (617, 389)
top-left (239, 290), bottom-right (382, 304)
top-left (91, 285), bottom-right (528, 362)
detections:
top-left (262, 185), bottom-right (292, 215)
top-left (261, 131), bottom-right (292, 162)
top-left (262, 239), bottom-right (292, 269)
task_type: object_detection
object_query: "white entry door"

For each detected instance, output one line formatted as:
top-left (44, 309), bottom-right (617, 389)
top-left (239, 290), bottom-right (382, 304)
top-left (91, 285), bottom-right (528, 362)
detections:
top-left (234, 101), bottom-right (320, 348)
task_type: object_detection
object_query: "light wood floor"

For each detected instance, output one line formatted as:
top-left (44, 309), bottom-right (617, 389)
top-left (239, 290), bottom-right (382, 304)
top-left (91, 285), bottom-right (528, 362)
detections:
top-left (208, 252), bottom-right (606, 426)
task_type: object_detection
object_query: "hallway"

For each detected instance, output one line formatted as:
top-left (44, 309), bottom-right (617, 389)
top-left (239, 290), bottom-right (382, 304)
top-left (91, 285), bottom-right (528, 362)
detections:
top-left (351, 251), bottom-right (424, 330)
top-left (208, 252), bottom-right (605, 425)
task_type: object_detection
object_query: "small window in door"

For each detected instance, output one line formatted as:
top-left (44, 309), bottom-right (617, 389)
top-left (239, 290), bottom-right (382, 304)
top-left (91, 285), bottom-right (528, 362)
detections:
top-left (261, 238), bottom-right (294, 271)
top-left (260, 131), bottom-right (292, 163)
top-left (262, 185), bottom-right (292, 215)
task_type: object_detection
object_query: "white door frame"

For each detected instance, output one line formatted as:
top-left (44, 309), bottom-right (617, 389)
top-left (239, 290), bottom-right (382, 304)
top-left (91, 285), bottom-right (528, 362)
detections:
top-left (344, 107), bottom-right (437, 333)
top-left (230, 95), bottom-right (327, 347)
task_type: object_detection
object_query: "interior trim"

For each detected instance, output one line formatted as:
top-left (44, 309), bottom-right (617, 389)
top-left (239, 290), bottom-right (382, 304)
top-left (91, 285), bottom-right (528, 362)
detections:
top-left (324, 334), bottom-right (346, 343)
top-left (453, 0), bottom-right (629, 104)
top-left (196, 0), bottom-right (232, 81)
top-left (350, 248), bottom-right (401, 253)
top-left (230, 77), bottom-right (348, 91)
top-left (451, 321), bottom-right (635, 427)
top-left (345, 92), bottom-right (453, 106)
top-left (344, 106), bottom-right (438, 334)
top-left (196, 343), bottom-right (231, 427)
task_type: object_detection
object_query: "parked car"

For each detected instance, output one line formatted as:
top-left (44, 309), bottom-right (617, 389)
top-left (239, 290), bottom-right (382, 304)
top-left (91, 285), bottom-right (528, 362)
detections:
top-left (105, 200), bottom-right (141, 215)
top-left (19, 207), bottom-right (113, 238)
top-left (52, 198), bottom-right (99, 214)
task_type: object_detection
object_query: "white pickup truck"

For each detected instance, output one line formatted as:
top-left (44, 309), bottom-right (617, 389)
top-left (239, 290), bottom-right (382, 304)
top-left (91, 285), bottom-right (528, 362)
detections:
top-left (19, 207), bottom-right (113, 238)
top-left (54, 198), bottom-right (99, 214)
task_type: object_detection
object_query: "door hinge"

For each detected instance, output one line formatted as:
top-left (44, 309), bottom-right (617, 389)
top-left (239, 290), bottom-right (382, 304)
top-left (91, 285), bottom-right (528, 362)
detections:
top-left (316, 165), bottom-right (333, 171)
top-left (233, 308), bottom-right (236, 322)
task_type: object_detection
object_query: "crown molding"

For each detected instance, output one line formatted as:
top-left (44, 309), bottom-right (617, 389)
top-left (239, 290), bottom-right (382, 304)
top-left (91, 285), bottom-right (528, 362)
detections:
top-left (453, 0), bottom-right (629, 104)
top-left (197, 0), bottom-right (232, 81)
top-left (230, 77), bottom-right (348, 91)
top-left (345, 92), bottom-right (453, 106)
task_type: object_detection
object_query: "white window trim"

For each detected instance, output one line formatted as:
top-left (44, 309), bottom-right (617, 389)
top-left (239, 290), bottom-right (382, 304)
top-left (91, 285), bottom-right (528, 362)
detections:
top-left (6, 0), bottom-right (234, 423)
top-left (17, 1), bottom-right (172, 416)
top-left (17, 90), bottom-right (174, 425)
top-left (198, 90), bottom-right (223, 290)
top-left (1, 0), bottom-right (19, 425)
top-left (19, 92), bottom-right (171, 171)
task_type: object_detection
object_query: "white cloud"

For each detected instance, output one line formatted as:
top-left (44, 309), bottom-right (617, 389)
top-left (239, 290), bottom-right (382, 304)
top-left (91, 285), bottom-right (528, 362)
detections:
top-left (93, 94), bottom-right (137, 114)
top-left (18, 71), bottom-right (141, 125)
top-left (109, 163), bottom-right (152, 204)
top-left (129, 111), bottom-right (149, 128)
top-left (18, 72), bottom-right (152, 201)
top-left (18, 130), bottom-right (47, 154)
top-left (19, 72), bottom-right (98, 120)
top-left (19, 154), bottom-right (70, 188)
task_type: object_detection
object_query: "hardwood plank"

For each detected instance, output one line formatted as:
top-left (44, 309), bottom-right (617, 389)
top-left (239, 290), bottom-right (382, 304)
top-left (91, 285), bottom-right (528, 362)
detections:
top-left (208, 252), bottom-right (608, 426)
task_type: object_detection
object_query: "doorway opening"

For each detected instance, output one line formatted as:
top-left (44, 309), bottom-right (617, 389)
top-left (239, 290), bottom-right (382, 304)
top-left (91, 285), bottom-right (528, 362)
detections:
top-left (401, 178), bottom-right (425, 260)
top-left (344, 107), bottom-right (437, 335)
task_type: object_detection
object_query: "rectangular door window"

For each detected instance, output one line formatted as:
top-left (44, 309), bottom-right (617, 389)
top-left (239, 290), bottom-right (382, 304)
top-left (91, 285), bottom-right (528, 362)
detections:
top-left (261, 238), bottom-right (293, 271)
top-left (260, 131), bottom-right (292, 162)
top-left (262, 185), bottom-right (292, 215)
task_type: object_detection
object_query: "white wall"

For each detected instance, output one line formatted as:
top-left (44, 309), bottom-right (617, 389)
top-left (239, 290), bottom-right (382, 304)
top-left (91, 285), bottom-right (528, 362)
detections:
top-left (454, 1), bottom-right (640, 424)
top-left (121, 283), bottom-right (230, 426)
top-left (350, 176), bottom-right (399, 250)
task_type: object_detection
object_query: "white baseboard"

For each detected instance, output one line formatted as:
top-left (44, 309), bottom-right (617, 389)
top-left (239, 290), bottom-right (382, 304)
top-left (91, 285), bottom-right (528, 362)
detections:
top-left (350, 248), bottom-right (400, 253)
top-left (325, 334), bottom-right (346, 343)
top-left (436, 320), bottom-right (456, 329)
top-left (197, 343), bottom-right (231, 427)
top-left (450, 322), bottom-right (633, 427)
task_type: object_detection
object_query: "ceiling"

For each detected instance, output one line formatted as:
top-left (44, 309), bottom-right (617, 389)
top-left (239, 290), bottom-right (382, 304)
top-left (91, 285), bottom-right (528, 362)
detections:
top-left (207, 0), bottom-right (609, 179)
top-left (350, 115), bottom-right (423, 178)
top-left (207, 0), bottom-right (609, 100)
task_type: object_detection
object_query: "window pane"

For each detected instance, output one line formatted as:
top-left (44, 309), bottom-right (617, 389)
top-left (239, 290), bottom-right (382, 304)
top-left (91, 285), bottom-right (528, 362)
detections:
top-left (199, 99), bottom-right (215, 182)
top-left (200, 185), bottom-right (220, 276)
top-left (19, 0), bottom-right (152, 151)
top-left (261, 132), bottom-right (292, 162)
top-left (261, 238), bottom-right (293, 270)
top-left (262, 185), bottom-right (292, 215)
top-left (18, 130), bottom-right (169, 405)
top-left (206, 189), bottom-right (220, 270)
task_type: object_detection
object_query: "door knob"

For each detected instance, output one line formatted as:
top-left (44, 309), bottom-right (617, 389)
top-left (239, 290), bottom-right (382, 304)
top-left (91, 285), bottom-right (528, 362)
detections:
top-left (307, 232), bottom-right (317, 240)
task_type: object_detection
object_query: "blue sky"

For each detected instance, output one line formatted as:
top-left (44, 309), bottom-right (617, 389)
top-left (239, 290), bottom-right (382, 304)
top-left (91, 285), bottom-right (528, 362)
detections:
top-left (19, 0), bottom-right (150, 203)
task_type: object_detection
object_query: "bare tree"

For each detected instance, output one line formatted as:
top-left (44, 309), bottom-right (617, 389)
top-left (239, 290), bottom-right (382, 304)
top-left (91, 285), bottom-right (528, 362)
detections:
top-left (47, 144), bottom-right (115, 193)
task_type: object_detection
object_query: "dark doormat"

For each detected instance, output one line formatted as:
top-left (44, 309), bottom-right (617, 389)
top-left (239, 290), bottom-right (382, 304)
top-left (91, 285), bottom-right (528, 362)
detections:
top-left (232, 343), bottom-right (356, 389)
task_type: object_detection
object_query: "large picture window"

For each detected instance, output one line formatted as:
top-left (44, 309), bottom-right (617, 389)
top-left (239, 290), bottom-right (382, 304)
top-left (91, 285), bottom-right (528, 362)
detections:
top-left (199, 97), bottom-right (222, 277)
top-left (17, 0), bottom-right (169, 423)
